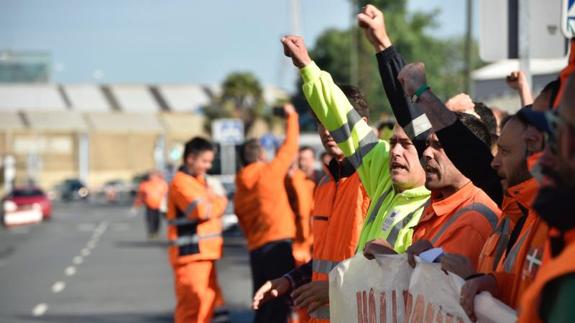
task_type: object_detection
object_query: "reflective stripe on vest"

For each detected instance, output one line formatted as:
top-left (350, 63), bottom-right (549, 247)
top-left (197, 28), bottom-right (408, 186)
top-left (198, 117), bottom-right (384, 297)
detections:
top-left (329, 109), bottom-right (362, 143)
top-left (184, 198), bottom-right (204, 217)
top-left (346, 131), bottom-right (379, 170)
top-left (310, 306), bottom-right (330, 320)
top-left (430, 203), bottom-right (499, 245)
top-left (503, 229), bottom-right (530, 273)
top-left (170, 232), bottom-right (222, 247)
top-left (365, 187), bottom-right (392, 225)
top-left (312, 259), bottom-right (340, 274)
top-left (403, 113), bottom-right (432, 139)
top-left (386, 203), bottom-right (426, 247)
top-left (490, 216), bottom-right (513, 272)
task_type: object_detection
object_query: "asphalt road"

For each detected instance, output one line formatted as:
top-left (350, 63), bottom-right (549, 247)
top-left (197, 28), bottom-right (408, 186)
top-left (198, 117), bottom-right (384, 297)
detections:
top-left (0, 201), bottom-right (254, 323)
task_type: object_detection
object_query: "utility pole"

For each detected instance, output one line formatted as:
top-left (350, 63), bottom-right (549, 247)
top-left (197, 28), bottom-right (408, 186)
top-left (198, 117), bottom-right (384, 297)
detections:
top-left (350, 0), bottom-right (359, 86)
top-left (518, 0), bottom-right (532, 91)
top-left (290, 0), bottom-right (301, 35)
top-left (464, 0), bottom-right (473, 94)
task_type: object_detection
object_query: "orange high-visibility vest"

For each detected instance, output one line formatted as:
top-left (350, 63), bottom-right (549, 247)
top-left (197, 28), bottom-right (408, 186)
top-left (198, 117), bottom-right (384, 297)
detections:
top-left (413, 182), bottom-right (501, 269)
top-left (518, 230), bottom-right (575, 323)
top-left (309, 161), bottom-right (370, 322)
top-left (167, 169), bottom-right (228, 266)
top-left (478, 179), bottom-right (538, 273)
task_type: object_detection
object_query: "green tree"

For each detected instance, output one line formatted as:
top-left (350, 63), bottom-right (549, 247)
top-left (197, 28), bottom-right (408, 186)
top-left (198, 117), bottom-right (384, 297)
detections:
top-left (204, 72), bottom-right (265, 133)
top-left (292, 0), bottom-right (484, 126)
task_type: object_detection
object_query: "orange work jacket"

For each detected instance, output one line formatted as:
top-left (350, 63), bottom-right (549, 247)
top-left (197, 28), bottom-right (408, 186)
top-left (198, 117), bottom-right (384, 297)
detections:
top-left (135, 177), bottom-right (168, 209)
top-left (519, 229), bottom-right (575, 323)
top-left (413, 182), bottom-right (501, 269)
top-left (166, 168), bottom-right (228, 266)
top-left (477, 178), bottom-right (538, 273)
top-left (286, 168), bottom-right (317, 265)
top-left (553, 38), bottom-right (575, 108)
top-left (234, 113), bottom-right (299, 251)
top-left (309, 159), bottom-right (370, 322)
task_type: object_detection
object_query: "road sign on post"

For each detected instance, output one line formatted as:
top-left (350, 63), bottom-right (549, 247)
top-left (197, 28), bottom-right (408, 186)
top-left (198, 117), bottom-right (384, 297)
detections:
top-left (563, 0), bottom-right (575, 38)
top-left (212, 119), bottom-right (244, 145)
top-left (212, 119), bottom-right (244, 175)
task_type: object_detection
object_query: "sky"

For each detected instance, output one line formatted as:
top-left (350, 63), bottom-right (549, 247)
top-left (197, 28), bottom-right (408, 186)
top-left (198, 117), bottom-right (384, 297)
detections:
top-left (0, 0), bottom-right (478, 91)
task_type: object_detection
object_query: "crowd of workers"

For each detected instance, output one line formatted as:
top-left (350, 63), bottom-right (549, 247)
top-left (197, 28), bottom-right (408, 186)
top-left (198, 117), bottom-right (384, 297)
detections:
top-left (134, 4), bottom-right (575, 323)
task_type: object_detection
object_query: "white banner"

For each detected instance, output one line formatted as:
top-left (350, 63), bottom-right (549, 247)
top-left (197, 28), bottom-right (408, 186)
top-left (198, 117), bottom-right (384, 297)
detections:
top-left (329, 254), bottom-right (516, 323)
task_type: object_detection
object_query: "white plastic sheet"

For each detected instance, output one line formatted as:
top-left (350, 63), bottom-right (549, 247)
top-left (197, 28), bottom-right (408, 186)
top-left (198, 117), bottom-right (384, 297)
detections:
top-left (329, 253), bottom-right (516, 323)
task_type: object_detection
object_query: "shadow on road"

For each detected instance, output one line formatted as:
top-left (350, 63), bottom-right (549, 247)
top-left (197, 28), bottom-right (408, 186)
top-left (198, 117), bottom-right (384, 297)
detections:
top-left (114, 240), bottom-right (170, 249)
top-left (19, 312), bottom-right (173, 323)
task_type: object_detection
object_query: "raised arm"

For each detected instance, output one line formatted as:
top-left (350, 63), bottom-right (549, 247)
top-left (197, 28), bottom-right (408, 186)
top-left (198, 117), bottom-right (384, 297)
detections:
top-left (506, 71), bottom-right (534, 107)
top-left (268, 103), bottom-right (300, 174)
top-left (357, 4), bottom-right (431, 156)
top-left (398, 63), bottom-right (503, 205)
top-left (281, 35), bottom-right (391, 198)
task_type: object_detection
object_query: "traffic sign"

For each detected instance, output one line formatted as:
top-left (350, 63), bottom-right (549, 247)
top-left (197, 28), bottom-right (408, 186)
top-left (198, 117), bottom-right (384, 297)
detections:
top-left (211, 119), bottom-right (244, 144)
top-left (563, 0), bottom-right (575, 38)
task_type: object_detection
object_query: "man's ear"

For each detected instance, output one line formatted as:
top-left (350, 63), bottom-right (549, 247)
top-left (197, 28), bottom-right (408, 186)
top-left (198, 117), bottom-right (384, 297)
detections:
top-left (524, 126), bottom-right (545, 154)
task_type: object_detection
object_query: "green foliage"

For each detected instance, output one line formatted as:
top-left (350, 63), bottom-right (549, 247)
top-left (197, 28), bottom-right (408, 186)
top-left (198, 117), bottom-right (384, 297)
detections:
top-left (204, 71), bottom-right (265, 133)
top-left (292, 0), bottom-right (484, 125)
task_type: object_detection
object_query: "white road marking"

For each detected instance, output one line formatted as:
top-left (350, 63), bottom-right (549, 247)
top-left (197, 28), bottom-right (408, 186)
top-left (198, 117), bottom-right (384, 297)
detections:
top-left (65, 266), bottom-right (76, 276)
top-left (81, 248), bottom-right (91, 257)
top-left (51, 281), bottom-right (65, 293)
top-left (32, 303), bottom-right (48, 316)
top-left (73, 256), bottom-right (83, 265)
top-left (87, 241), bottom-right (97, 249)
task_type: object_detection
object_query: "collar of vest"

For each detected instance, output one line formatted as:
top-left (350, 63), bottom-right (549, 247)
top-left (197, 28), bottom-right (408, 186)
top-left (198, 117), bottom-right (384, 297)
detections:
top-left (324, 158), bottom-right (355, 181)
top-left (429, 181), bottom-right (478, 218)
top-left (503, 178), bottom-right (538, 210)
top-left (395, 184), bottom-right (431, 199)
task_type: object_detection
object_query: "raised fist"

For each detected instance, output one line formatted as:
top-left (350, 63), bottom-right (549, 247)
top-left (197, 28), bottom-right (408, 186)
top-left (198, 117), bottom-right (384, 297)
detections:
top-left (281, 35), bottom-right (312, 69)
top-left (506, 70), bottom-right (528, 91)
top-left (357, 4), bottom-right (391, 52)
top-left (398, 62), bottom-right (427, 97)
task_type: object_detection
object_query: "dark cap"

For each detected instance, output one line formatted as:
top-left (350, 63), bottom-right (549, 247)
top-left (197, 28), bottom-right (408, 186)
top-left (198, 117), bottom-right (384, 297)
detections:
top-left (517, 106), bottom-right (553, 135)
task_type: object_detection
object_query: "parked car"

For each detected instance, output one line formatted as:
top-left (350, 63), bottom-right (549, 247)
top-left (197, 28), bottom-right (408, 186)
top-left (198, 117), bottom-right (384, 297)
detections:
top-left (57, 179), bottom-right (89, 201)
top-left (2, 186), bottom-right (52, 226)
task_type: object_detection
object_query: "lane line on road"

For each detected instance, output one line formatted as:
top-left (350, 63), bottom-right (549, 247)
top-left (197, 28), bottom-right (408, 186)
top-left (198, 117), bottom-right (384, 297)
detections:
top-left (73, 256), bottom-right (83, 265)
top-left (65, 266), bottom-right (76, 276)
top-left (81, 248), bottom-right (91, 257)
top-left (32, 303), bottom-right (48, 317)
top-left (51, 281), bottom-right (66, 293)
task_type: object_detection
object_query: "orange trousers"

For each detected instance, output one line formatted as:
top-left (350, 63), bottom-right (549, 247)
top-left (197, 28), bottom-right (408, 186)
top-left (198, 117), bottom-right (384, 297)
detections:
top-left (173, 260), bottom-right (223, 323)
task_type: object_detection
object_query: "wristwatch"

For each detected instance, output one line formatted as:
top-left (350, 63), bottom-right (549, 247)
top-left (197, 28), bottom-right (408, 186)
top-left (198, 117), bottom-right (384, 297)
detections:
top-left (410, 84), bottom-right (430, 103)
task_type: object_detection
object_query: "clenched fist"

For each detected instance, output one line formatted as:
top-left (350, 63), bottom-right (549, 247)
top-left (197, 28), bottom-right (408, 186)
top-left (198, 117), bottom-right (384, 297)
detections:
top-left (281, 35), bottom-right (312, 69)
top-left (357, 4), bottom-right (392, 52)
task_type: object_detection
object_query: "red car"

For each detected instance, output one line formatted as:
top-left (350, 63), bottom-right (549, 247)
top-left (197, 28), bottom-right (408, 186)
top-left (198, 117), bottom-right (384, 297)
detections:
top-left (2, 186), bottom-right (52, 226)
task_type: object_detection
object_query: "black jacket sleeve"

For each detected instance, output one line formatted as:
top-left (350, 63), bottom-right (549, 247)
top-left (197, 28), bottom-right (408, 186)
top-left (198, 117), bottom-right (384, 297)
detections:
top-left (284, 260), bottom-right (312, 289)
top-left (436, 121), bottom-right (503, 205)
top-left (376, 46), bottom-right (503, 206)
top-left (376, 46), bottom-right (430, 156)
